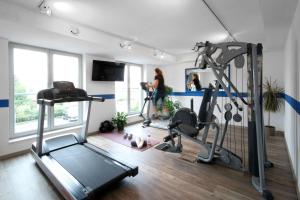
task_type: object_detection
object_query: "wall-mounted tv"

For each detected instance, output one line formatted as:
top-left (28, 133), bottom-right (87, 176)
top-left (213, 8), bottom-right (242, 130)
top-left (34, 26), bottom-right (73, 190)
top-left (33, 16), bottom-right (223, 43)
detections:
top-left (92, 60), bottom-right (125, 81)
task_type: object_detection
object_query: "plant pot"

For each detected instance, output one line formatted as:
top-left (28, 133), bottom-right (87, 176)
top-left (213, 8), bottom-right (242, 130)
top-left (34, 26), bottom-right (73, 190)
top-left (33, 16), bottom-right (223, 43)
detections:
top-left (117, 126), bottom-right (124, 132)
top-left (265, 126), bottom-right (275, 137)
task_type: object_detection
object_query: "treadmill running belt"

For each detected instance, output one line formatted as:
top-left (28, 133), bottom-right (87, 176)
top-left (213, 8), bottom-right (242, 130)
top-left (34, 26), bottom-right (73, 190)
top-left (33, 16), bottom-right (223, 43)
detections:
top-left (50, 144), bottom-right (127, 191)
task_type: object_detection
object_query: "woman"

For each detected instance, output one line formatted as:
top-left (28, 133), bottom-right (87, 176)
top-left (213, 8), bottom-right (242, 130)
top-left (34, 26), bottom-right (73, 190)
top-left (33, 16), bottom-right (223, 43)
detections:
top-left (188, 73), bottom-right (202, 91)
top-left (147, 68), bottom-right (166, 117)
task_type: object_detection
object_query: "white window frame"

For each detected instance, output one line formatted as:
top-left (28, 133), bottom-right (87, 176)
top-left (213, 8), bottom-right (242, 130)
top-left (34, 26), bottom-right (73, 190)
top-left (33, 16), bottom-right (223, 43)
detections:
top-left (9, 43), bottom-right (83, 139)
top-left (116, 63), bottom-right (143, 115)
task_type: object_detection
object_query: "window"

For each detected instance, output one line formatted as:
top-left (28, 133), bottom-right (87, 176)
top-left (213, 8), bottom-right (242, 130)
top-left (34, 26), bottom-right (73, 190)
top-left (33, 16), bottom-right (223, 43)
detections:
top-left (10, 44), bottom-right (82, 138)
top-left (115, 64), bottom-right (143, 115)
top-left (52, 54), bottom-right (81, 127)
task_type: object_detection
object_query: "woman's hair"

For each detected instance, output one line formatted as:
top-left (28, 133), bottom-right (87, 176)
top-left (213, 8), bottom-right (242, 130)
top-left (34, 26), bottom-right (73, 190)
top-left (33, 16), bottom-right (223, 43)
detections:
top-left (155, 68), bottom-right (163, 76)
top-left (193, 73), bottom-right (199, 79)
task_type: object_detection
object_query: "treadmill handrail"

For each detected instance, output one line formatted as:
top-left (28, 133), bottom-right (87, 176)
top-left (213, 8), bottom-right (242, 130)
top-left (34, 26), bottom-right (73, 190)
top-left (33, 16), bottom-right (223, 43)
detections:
top-left (37, 96), bottom-right (105, 106)
top-left (36, 95), bottom-right (104, 155)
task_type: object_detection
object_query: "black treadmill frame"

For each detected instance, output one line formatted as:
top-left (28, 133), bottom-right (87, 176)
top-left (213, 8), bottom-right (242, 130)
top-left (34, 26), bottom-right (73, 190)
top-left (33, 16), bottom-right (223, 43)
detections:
top-left (31, 90), bottom-right (138, 200)
top-left (31, 142), bottom-right (138, 200)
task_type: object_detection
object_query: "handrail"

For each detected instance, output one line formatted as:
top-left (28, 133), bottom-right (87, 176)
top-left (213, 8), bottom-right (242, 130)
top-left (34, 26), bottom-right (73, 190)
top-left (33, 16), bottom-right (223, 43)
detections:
top-left (37, 96), bottom-right (105, 106)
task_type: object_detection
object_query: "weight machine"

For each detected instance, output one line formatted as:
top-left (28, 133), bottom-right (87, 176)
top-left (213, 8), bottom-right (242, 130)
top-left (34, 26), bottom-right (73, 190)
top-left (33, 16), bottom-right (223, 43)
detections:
top-left (192, 41), bottom-right (273, 200)
top-left (161, 41), bottom-right (273, 200)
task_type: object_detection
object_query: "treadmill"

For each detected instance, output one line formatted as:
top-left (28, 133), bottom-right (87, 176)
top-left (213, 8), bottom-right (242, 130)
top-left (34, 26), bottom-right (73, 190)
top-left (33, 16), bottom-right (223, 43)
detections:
top-left (31, 81), bottom-right (138, 200)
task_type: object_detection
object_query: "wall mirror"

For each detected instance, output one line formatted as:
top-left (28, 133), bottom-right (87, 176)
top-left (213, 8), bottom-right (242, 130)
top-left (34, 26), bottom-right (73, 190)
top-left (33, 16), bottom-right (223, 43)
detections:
top-left (185, 67), bottom-right (229, 92)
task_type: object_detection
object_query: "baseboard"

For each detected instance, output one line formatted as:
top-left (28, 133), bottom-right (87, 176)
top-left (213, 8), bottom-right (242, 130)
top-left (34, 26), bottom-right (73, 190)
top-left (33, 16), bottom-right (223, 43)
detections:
top-left (275, 130), bottom-right (284, 137)
top-left (127, 119), bottom-right (143, 126)
top-left (283, 135), bottom-right (300, 199)
top-left (88, 131), bottom-right (99, 136)
top-left (88, 120), bottom-right (143, 136)
top-left (0, 149), bottom-right (30, 160)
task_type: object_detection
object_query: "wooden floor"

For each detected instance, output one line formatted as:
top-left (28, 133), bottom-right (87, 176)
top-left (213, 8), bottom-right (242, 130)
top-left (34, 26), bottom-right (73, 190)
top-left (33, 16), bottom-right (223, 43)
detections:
top-left (0, 123), bottom-right (298, 200)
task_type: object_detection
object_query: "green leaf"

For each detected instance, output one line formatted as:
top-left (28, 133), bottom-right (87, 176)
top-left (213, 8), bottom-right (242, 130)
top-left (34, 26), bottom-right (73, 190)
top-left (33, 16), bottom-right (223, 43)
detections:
top-left (263, 77), bottom-right (284, 113)
top-left (112, 112), bottom-right (128, 127)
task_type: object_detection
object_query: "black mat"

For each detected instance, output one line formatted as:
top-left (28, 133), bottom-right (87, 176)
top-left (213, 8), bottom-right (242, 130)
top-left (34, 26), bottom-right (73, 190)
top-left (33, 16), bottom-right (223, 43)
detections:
top-left (155, 143), bottom-right (170, 151)
top-left (50, 144), bottom-right (127, 190)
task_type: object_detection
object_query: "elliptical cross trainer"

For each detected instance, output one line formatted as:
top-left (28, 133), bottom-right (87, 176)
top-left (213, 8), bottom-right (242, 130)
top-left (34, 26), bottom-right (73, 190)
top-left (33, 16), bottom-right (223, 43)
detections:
top-left (139, 82), bottom-right (169, 130)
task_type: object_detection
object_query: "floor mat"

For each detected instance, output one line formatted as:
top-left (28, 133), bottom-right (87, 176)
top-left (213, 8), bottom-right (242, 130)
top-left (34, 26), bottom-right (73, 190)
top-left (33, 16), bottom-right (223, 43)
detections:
top-left (100, 131), bottom-right (160, 152)
top-left (155, 143), bottom-right (170, 151)
top-left (149, 119), bottom-right (169, 130)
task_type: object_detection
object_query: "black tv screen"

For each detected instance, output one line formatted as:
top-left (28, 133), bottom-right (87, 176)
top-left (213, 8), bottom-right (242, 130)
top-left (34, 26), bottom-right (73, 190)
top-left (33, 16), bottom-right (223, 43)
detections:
top-left (92, 60), bottom-right (125, 81)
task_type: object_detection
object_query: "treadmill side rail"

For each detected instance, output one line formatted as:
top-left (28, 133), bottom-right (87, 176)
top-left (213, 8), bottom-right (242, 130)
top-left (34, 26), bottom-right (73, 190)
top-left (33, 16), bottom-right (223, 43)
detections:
top-left (84, 143), bottom-right (139, 177)
top-left (31, 150), bottom-right (88, 200)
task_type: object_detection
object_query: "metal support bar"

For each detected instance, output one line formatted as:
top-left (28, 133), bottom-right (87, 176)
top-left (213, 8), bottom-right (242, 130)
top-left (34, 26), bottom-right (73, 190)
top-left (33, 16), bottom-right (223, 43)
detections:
top-left (222, 72), bottom-right (248, 105)
top-left (139, 97), bottom-right (148, 120)
top-left (219, 118), bottom-right (229, 148)
top-left (202, 0), bottom-right (237, 42)
top-left (82, 101), bottom-right (92, 141)
top-left (198, 124), bottom-right (220, 162)
top-left (212, 67), bottom-right (242, 110)
top-left (251, 44), bottom-right (266, 193)
top-left (147, 94), bottom-right (151, 121)
top-left (201, 78), bottom-right (220, 143)
top-left (37, 104), bottom-right (46, 156)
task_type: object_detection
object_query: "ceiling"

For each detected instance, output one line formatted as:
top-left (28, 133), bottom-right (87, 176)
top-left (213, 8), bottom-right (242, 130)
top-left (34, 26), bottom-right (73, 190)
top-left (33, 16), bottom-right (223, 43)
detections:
top-left (207, 0), bottom-right (298, 51)
top-left (0, 0), bottom-right (298, 64)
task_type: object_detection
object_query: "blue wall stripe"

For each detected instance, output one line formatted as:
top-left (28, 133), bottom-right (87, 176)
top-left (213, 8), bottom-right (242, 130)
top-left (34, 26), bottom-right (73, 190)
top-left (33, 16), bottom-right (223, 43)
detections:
top-left (92, 94), bottom-right (115, 99)
top-left (1, 92), bottom-right (299, 114)
top-left (283, 93), bottom-right (300, 115)
top-left (0, 99), bottom-right (9, 108)
top-left (171, 91), bottom-right (248, 97)
top-left (171, 91), bottom-right (300, 115)
top-left (0, 95), bottom-right (115, 108)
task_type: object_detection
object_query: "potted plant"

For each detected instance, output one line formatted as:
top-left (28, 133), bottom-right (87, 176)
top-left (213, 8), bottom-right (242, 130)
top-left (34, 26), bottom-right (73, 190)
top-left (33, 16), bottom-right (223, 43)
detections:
top-left (154, 86), bottom-right (174, 118)
top-left (263, 77), bottom-right (284, 136)
top-left (112, 112), bottom-right (128, 131)
top-left (164, 98), bottom-right (181, 117)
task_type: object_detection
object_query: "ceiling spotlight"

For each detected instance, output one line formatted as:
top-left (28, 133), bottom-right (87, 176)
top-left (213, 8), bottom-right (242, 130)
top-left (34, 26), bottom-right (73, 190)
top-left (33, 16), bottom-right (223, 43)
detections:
top-left (39, 0), bottom-right (52, 16)
top-left (120, 40), bottom-right (133, 50)
top-left (70, 27), bottom-right (80, 36)
top-left (153, 49), bottom-right (160, 57)
top-left (153, 49), bottom-right (165, 59)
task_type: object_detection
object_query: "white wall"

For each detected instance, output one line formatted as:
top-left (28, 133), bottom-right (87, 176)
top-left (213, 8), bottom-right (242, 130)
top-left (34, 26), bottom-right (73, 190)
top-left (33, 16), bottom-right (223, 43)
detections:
top-left (0, 38), bottom-right (12, 156)
top-left (159, 61), bottom-right (193, 110)
top-left (144, 64), bottom-right (156, 84)
top-left (283, 0), bottom-right (300, 192)
top-left (84, 55), bottom-right (116, 132)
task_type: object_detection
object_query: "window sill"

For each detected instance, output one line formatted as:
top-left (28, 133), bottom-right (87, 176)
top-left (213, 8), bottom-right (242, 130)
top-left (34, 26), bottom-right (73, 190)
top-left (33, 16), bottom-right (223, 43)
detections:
top-left (9, 125), bottom-right (83, 144)
top-left (127, 114), bottom-right (143, 125)
top-left (127, 113), bottom-right (140, 117)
